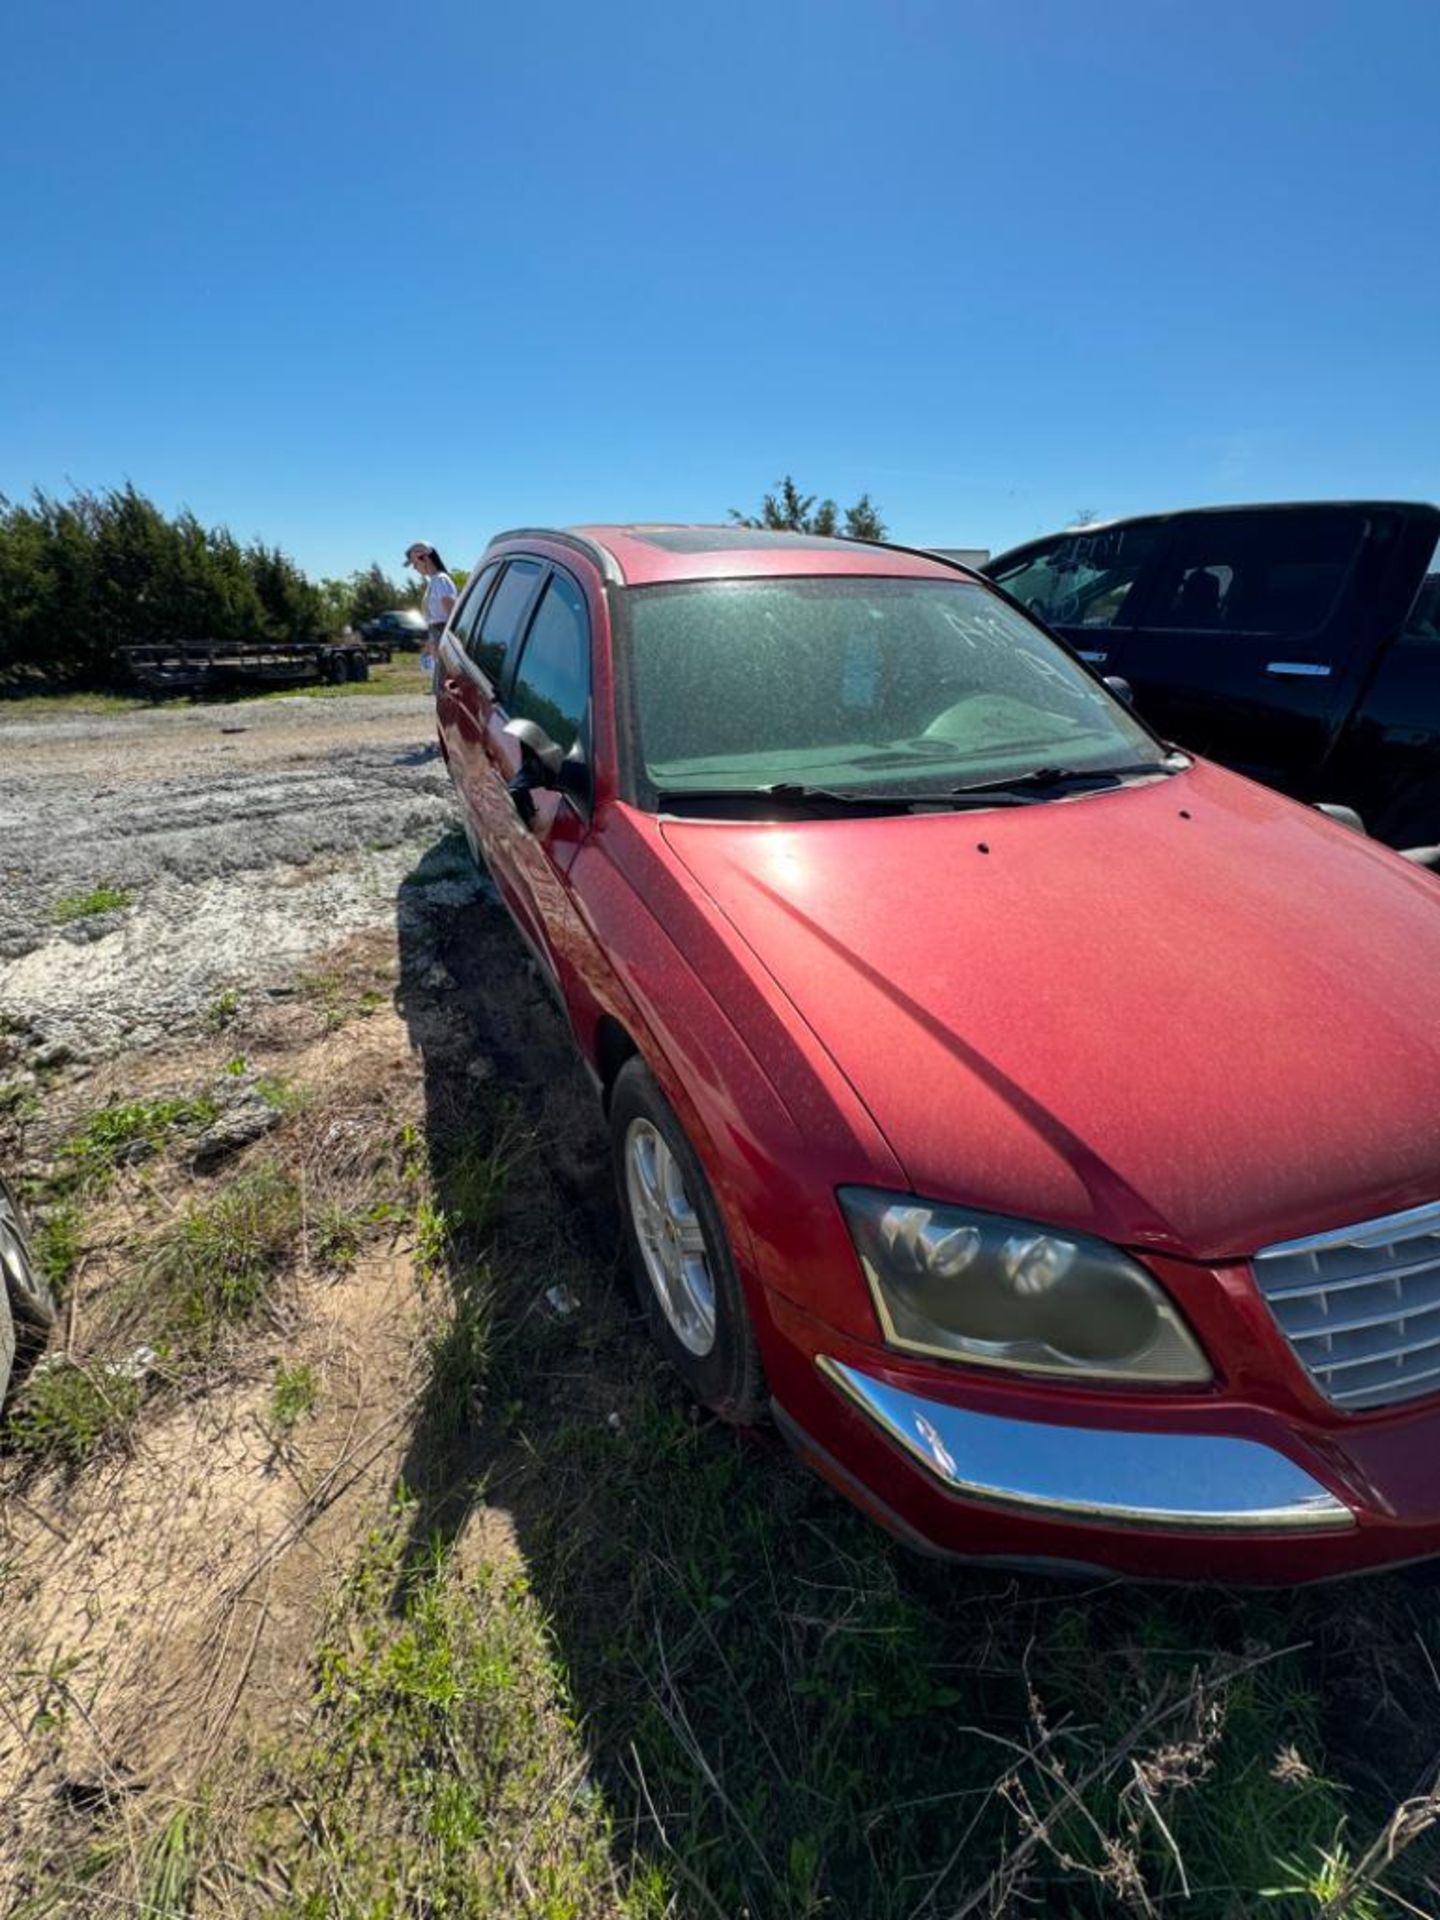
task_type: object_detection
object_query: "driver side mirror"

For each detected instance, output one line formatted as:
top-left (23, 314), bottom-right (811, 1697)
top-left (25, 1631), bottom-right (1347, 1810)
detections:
top-left (1102, 675), bottom-right (1135, 707)
top-left (503, 718), bottom-right (589, 830)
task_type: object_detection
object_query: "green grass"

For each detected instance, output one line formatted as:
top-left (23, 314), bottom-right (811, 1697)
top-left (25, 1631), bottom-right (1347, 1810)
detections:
top-left (0, 688), bottom-right (150, 717)
top-left (253, 1072), bottom-right (306, 1117)
top-left (237, 656), bottom-right (422, 703)
top-left (312, 1202), bottom-right (364, 1271)
top-left (145, 1161), bottom-right (301, 1351)
top-left (55, 1093), bottom-right (221, 1188)
top-left (139, 1801), bottom-right (208, 1920)
top-left (0, 656), bottom-right (419, 719)
top-left (30, 1199), bottom-right (83, 1296)
top-left (238, 1509), bottom-right (661, 1919)
top-left (205, 988), bottom-right (241, 1032)
top-left (5, 1359), bottom-right (143, 1467)
top-left (270, 1361), bottom-right (319, 1431)
top-left (50, 885), bottom-right (134, 925)
top-left (0, 1080), bottom-right (40, 1120)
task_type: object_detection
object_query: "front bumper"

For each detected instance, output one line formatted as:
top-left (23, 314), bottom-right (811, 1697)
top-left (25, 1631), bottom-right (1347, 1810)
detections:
top-left (819, 1356), bottom-right (1352, 1534)
top-left (760, 1290), bottom-right (1440, 1584)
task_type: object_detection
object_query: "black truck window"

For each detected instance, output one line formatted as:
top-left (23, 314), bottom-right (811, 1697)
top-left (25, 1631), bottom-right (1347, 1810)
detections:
top-left (1145, 509), bottom-right (1366, 640)
top-left (989, 524), bottom-right (1161, 629)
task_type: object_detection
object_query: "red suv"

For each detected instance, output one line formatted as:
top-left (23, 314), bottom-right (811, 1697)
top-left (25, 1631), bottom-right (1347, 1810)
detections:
top-left (435, 524), bottom-right (1440, 1584)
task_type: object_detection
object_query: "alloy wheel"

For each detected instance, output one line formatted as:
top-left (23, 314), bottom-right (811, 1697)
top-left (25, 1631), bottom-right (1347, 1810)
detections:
top-left (624, 1118), bottom-right (717, 1357)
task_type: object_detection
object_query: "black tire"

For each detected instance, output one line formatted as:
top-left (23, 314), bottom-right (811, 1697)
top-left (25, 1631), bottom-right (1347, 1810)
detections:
top-left (610, 1058), bottom-right (764, 1423)
top-left (324, 651), bottom-right (348, 685)
top-left (346, 651), bottom-right (370, 682)
top-left (0, 1177), bottom-right (57, 1332)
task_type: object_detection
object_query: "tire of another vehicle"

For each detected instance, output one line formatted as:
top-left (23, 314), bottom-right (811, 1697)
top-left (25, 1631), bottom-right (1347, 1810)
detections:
top-left (0, 1177), bottom-right (57, 1331)
top-left (609, 1057), bottom-right (765, 1424)
top-left (346, 650), bottom-right (370, 682)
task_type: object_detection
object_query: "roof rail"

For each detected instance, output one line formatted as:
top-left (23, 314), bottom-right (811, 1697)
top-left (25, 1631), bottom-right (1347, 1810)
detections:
top-left (842, 536), bottom-right (982, 579)
top-left (485, 526), bottom-right (623, 584)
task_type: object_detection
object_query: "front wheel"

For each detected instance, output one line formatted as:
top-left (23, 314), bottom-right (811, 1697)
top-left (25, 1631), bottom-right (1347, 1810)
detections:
top-left (610, 1059), bottom-right (764, 1423)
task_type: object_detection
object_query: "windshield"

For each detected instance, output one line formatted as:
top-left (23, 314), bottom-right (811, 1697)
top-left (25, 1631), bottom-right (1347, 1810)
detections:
top-left (623, 577), bottom-right (1159, 798)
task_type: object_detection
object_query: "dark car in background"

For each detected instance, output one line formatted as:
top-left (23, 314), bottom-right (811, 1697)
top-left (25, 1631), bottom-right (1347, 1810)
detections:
top-left (985, 502), bottom-right (1440, 847)
top-left (360, 608), bottom-right (427, 651)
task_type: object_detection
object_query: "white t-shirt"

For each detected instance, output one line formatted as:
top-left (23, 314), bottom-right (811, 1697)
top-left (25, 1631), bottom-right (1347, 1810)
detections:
top-left (423, 573), bottom-right (457, 627)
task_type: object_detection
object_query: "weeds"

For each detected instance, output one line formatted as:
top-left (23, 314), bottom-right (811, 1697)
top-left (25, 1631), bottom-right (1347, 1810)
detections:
top-left (30, 1200), bottom-right (82, 1295)
top-left (433, 1102), bottom-right (527, 1239)
top-left (206, 988), bottom-right (241, 1032)
top-left (142, 1803), bottom-right (206, 1919)
top-left (50, 885), bottom-right (133, 925)
top-left (253, 1073), bottom-right (305, 1116)
top-left (146, 1162), bottom-right (301, 1351)
top-left (56, 1094), bottom-right (220, 1188)
top-left (412, 1196), bottom-right (449, 1285)
top-left (312, 1202), bottom-right (363, 1271)
top-left (0, 1080), bottom-right (40, 1120)
top-left (241, 1509), bottom-right (651, 1917)
top-left (270, 1361), bottom-right (319, 1431)
top-left (5, 1359), bottom-right (142, 1466)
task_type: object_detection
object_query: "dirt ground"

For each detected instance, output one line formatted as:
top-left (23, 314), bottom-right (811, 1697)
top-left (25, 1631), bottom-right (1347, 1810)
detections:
top-left (0, 691), bottom-right (500, 1903)
top-left (0, 690), bottom-right (452, 1054)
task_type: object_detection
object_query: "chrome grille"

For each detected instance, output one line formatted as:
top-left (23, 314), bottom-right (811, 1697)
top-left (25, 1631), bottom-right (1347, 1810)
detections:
top-left (1253, 1200), bottom-right (1440, 1411)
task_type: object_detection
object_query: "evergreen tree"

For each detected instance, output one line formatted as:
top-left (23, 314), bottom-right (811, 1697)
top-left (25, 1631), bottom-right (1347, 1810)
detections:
top-left (843, 493), bottom-right (887, 542)
top-left (730, 476), bottom-right (886, 542)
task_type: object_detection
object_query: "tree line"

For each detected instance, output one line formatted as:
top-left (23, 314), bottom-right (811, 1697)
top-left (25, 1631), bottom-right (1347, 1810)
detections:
top-left (0, 486), bottom-right (420, 687)
top-left (0, 477), bottom-right (890, 689)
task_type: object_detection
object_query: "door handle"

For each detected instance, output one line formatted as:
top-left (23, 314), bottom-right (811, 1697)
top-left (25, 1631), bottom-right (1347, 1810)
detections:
top-left (1266, 661), bottom-right (1331, 678)
top-left (1077, 649), bottom-right (1108, 665)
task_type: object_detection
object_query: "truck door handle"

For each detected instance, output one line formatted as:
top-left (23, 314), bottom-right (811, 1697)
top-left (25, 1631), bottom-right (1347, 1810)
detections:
top-left (1266, 661), bottom-right (1332, 678)
top-left (1077, 649), bottom-right (1108, 665)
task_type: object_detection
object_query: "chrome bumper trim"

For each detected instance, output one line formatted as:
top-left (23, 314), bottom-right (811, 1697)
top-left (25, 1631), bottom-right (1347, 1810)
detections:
top-left (818, 1357), bottom-right (1354, 1533)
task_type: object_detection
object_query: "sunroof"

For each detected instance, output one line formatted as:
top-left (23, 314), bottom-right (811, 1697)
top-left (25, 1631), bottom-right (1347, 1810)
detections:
top-left (625, 527), bottom-right (863, 555)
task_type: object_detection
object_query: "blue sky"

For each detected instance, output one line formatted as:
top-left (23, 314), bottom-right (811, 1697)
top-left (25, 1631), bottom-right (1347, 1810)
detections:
top-left (4, 0), bottom-right (1437, 579)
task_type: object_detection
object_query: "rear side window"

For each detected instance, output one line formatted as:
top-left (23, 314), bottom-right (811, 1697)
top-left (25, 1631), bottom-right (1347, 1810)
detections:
top-left (989, 525), bottom-right (1161, 629)
top-left (507, 572), bottom-right (590, 752)
top-left (1145, 510), bottom-right (1365, 638)
top-left (472, 559), bottom-right (543, 683)
top-left (450, 562), bottom-right (499, 650)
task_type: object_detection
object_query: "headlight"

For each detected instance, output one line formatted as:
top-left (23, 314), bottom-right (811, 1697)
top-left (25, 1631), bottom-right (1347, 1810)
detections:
top-left (838, 1189), bottom-right (1211, 1386)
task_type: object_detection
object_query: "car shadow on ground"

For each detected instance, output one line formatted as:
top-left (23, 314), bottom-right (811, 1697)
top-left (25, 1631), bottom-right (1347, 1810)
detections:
top-left (390, 831), bottom-right (1440, 1920)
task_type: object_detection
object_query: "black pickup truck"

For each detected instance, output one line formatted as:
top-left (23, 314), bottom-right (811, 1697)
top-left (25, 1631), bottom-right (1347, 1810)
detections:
top-left (984, 501), bottom-right (1440, 847)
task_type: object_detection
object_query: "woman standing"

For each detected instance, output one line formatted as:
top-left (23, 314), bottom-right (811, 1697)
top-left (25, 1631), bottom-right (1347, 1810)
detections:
top-left (405, 542), bottom-right (457, 689)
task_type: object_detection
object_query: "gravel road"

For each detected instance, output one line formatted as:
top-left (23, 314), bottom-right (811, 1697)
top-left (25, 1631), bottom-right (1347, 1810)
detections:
top-left (0, 691), bottom-right (461, 1059)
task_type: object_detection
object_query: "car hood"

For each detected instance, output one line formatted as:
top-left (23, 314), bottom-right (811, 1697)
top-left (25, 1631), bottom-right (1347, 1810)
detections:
top-left (660, 763), bottom-right (1440, 1260)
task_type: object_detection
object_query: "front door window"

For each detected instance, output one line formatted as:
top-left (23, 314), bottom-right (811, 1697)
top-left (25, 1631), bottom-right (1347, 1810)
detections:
top-left (990, 524), bottom-right (1161, 629)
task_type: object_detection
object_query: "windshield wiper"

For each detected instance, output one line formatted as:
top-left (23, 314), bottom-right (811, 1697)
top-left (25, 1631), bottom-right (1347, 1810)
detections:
top-left (654, 782), bottom-right (1031, 816)
top-left (948, 759), bottom-right (1181, 798)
